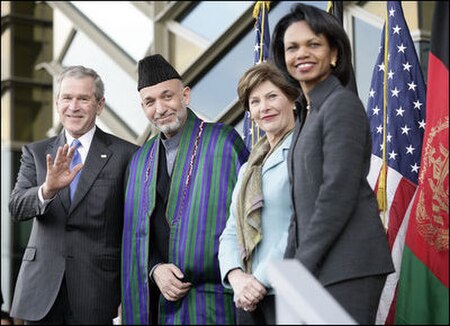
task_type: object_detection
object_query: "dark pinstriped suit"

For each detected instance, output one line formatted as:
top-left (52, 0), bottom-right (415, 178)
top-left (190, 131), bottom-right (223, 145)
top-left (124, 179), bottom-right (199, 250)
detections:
top-left (9, 127), bottom-right (137, 324)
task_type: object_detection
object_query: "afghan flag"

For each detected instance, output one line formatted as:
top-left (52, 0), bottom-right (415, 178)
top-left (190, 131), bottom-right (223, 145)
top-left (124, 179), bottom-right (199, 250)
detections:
top-left (395, 1), bottom-right (449, 324)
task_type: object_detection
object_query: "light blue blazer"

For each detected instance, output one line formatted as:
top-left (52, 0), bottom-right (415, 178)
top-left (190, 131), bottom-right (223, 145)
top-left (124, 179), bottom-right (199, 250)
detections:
top-left (218, 133), bottom-right (293, 293)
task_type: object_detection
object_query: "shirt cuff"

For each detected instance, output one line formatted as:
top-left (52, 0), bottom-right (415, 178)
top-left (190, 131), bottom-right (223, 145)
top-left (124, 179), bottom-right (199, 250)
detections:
top-left (149, 263), bottom-right (162, 284)
top-left (253, 264), bottom-right (270, 288)
top-left (38, 185), bottom-right (55, 213)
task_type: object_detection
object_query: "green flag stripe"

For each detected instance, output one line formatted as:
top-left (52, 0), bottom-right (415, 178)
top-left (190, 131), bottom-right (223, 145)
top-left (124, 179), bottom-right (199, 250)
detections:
top-left (396, 246), bottom-right (449, 324)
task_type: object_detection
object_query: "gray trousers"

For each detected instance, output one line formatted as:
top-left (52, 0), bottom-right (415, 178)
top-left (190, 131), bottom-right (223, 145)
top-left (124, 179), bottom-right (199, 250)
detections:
top-left (327, 274), bottom-right (387, 324)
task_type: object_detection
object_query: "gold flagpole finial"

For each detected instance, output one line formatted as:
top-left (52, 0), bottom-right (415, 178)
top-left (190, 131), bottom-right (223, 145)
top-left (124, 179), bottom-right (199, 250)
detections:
top-left (326, 1), bottom-right (333, 13)
top-left (253, 1), bottom-right (270, 19)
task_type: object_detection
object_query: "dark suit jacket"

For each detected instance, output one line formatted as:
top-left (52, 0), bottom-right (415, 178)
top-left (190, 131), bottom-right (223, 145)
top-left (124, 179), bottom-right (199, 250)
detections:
top-left (9, 127), bottom-right (137, 324)
top-left (285, 76), bottom-right (394, 286)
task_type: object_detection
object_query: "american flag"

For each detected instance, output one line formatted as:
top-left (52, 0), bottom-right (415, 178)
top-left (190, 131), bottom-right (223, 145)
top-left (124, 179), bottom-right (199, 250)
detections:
top-left (243, 1), bottom-right (270, 150)
top-left (366, 1), bottom-right (426, 324)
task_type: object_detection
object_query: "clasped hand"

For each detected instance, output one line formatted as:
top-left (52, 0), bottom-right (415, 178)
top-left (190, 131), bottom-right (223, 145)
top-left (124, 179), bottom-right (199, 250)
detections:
top-left (42, 144), bottom-right (83, 199)
top-left (153, 264), bottom-right (192, 302)
top-left (227, 269), bottom-right (267, 312)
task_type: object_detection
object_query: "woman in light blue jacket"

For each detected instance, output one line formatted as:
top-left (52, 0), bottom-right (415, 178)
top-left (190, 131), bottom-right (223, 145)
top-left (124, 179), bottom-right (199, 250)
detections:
top-left (219, 62), bottom-right (299, 325)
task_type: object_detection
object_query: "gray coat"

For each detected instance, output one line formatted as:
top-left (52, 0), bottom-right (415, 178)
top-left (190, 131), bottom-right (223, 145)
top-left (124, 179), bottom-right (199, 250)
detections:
top-left (9, 127), bottom-right (137, 323)
top-left (284, 75), bottom-right (394, 287)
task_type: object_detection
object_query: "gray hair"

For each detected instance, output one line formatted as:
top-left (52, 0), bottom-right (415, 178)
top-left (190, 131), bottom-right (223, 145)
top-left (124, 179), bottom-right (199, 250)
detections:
top-left (55, 65), bottom-right (104, 101)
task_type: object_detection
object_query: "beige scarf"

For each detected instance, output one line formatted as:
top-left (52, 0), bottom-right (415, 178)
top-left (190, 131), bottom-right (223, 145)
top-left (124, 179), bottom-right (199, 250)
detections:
top-left (235, 129), bottom-right (293, 272)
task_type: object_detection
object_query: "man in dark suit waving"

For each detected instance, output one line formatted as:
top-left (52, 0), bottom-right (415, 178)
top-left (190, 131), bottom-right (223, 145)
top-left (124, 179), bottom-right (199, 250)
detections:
top-left (9, 65), bottom-right (137, 324)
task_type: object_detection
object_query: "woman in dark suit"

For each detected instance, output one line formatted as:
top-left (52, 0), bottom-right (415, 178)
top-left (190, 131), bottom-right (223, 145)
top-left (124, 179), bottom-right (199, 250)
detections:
top-left (270, 3), bottom-right (394, 324)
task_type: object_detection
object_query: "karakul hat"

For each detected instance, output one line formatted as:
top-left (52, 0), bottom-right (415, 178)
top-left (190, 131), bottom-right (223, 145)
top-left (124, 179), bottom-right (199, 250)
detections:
top-left (137, 54), bottom-right (182, 91)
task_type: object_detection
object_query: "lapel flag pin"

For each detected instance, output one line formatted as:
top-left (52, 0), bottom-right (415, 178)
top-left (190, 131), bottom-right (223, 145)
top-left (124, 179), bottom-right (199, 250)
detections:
top-left (101, 154), bottom-right (107, 158)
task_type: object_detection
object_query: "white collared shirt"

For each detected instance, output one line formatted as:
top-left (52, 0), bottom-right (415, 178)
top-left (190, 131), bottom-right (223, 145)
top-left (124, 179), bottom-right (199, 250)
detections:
top-left (65, 126), bottom-right (96, 164)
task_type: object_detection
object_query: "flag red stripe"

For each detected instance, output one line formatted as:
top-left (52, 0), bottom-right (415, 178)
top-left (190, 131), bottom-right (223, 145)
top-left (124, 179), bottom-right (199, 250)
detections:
top-left (386, 177), bottom-right (417, 248)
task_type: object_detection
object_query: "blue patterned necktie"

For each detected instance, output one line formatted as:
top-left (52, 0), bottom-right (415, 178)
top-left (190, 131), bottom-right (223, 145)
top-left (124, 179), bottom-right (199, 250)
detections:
top-left (70, 139), bottom-right (82, 201)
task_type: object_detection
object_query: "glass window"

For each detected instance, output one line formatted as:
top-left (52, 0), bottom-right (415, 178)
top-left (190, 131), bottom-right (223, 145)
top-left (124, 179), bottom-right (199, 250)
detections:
top-left (189, 1), bottom-right (327, 122)
top-left (62, 31), bottom-right (148, 135)
top-left (178, 1), bottom-right (253, 42)
top-left (189, 31), bottom-right (254, 121)
top-left (53, 10), bottom-right (75, 59)
top-left (353, 16), bottom-right (382, 110)
top-left (170, 32), bottom-right (205, 73)
top-left (70, 1), bottom-right (152, 61)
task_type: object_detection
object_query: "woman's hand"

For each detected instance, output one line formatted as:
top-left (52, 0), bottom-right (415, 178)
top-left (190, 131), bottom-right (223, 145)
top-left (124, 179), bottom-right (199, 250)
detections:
top-left (227, 268), bottom-right (267, 312)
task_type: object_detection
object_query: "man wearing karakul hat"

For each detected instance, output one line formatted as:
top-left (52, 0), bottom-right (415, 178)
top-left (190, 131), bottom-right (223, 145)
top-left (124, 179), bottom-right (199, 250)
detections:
top-left (121, 54), bottom-right (249, 325)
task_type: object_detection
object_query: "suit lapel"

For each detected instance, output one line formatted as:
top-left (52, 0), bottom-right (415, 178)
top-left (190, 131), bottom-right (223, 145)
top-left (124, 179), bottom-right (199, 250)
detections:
top-left (288, 121), bottom-right (301, 181)
top-left (69, 128), bottom-right (112, 213)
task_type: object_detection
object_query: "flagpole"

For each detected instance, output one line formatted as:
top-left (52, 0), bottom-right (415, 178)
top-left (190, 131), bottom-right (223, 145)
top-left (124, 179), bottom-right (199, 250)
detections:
top-left (378, 12), bottom-right (389, 229)
top-left (250, 1), bottom-right (270, 146)
top-left (257, 2), bottom-right (266, 64)
top-left (257, 2), bottom-right (268, 142)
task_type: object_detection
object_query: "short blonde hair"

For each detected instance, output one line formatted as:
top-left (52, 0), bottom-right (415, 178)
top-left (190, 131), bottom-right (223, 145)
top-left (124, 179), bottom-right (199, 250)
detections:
top-left (237, 61), bottom-right (300, 111)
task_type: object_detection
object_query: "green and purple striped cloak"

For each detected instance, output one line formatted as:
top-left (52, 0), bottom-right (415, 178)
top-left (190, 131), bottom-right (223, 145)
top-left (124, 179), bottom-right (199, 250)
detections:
top-left (122, 110), bottom-right (248, 325)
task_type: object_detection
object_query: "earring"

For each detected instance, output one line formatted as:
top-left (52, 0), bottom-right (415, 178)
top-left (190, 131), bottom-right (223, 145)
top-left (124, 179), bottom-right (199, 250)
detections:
top-left (331, 61), bottom-right (337, 68)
